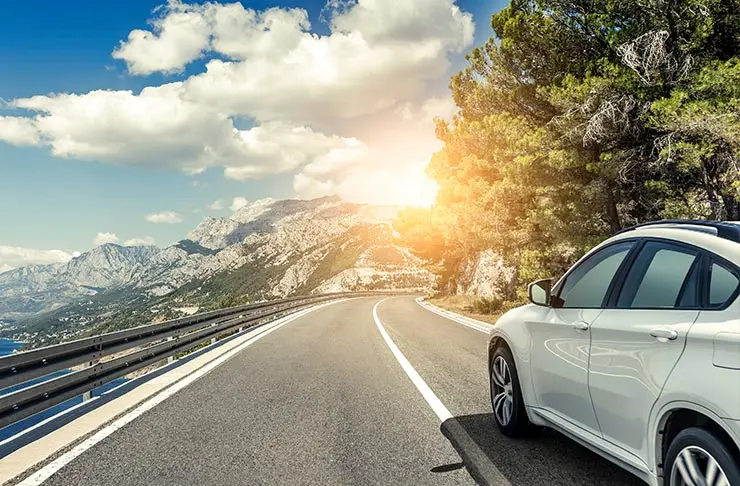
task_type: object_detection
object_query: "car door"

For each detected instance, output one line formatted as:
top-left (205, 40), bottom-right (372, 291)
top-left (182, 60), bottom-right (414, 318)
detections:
top-left (587, 240), bottom-right (701, 465)
top-left (528, 240), bottom-right (637, 436)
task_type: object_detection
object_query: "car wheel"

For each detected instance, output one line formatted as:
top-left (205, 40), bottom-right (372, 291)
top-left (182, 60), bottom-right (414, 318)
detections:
top-left (490, 344), bottom-right (536, 437)
top-left (665, 427), bottom-right (740, 486)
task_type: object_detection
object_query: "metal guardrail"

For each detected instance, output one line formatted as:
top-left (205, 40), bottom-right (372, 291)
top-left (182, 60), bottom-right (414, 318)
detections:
top-left (0, 291), bottom-right (402, 430)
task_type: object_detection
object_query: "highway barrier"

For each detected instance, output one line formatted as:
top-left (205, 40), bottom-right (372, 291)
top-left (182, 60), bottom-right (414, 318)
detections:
top-left (0, 291), bottom-right (405, 429)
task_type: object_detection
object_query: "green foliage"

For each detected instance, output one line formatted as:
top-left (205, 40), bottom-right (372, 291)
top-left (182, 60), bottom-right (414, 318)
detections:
top-left (472, 296), bottom-right (503, 314)
top-left (216, 294), bottom-right (249, 309)
top-left (397, 0), bottom-right (740, 298)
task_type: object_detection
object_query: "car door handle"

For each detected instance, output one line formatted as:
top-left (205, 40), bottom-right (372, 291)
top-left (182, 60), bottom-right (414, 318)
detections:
top-left (573, 321), bottom-right (590, 331)
top-left (650, 328), bottom-right (678, 341)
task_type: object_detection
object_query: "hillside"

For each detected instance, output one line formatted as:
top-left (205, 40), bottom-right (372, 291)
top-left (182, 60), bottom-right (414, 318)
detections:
top-left (2, 197), bottom-right (435, 347)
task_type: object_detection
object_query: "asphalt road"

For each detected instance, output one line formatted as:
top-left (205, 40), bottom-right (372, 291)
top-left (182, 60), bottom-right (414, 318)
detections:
top-left (39, 296), bottom-right (643, 486)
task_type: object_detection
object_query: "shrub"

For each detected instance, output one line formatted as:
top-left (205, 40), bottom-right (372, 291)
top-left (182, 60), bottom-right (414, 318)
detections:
top-left (472, 296), bottom-right (503, 314)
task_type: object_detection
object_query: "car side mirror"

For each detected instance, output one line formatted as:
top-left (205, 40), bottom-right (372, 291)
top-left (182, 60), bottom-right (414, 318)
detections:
top-left (528, 279), bottom-right (552, 306)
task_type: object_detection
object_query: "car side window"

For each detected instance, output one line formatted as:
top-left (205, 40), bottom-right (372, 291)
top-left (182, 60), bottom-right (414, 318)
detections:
top-left (616, 241), bottom-right (699, 309)
top-left (708, 261), bottom-right (740, 308)
top-left (556, 242), bottom-right (635, 309)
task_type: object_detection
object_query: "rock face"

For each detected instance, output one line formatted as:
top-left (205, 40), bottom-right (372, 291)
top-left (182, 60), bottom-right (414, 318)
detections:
top-left (2, 197), bottom-right (437, 344)
top-left (0, 244), bottom-right (159, 319)
top-left (454, 250), bottom-right (517, 300)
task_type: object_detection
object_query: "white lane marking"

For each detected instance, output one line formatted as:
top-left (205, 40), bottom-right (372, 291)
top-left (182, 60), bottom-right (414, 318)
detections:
top-left (17, 300), bottom-right (344, 486)
top-left (376, 298), bottom-right (512, 486)
top-left (415, 297), bottom-right (493, 334)
top-left (372, 299), bottom-right (452, 422)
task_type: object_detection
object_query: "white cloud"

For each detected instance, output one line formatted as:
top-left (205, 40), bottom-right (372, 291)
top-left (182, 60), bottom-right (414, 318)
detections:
top-left (230, 197), bottom-right (248, 212)
top-left (145, 210), bottom-right (183, 224)
top-left (0, 246), bottom-right (75, 272)
top-left (112, 1), bottom-right (211, 75)
top-left (93, 232), bottom-right (120, 246)
top-left (394, 96), bottom-right (457, 126)
top-left (208, 199), bottom-right (224, 210)
top-left (115, 0), bottom-right (473, 125)
top-left (6, 87), bottom-right (361, 179)
top-left (124, 236), bottom-right (156, 246)
top-left (2, 0), bottom-right (473, 207)
top-left (0, 116), bottom-right (42, 146)
top-left (222, 123), bottom-right (365, 180)
top-left (292, 99), bottom-right (453, 207)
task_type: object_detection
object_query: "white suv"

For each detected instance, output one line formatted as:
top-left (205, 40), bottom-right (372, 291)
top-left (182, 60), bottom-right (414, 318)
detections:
top-left (488, 220), bottom-right (740, 486)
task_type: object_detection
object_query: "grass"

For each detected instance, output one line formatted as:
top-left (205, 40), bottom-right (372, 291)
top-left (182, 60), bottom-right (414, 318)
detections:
top-left (426, 294), bottom-right (506, 324)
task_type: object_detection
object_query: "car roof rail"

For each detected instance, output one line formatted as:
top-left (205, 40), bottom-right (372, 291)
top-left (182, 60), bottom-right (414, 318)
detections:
top-left (615, 219), bottom-right (740, 243)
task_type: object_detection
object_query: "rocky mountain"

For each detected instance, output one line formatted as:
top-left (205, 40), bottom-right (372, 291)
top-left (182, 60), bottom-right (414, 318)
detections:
top-left (0, 245), bottom-right (159, 319)
top-left (1, 197), bottom-right (435, 347)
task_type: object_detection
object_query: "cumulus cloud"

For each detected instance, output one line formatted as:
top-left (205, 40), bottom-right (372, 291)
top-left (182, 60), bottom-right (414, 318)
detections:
top-left (292, 97), bottom-right (455, 207)
top-left (1, 0), bottom-right (473, 206)
top-left (114, 0), bottom-right (473, 124)
top-left (112, 1), bottom-right (211, 75)
top-left (0, 245), bottom-right (75, 272)
top-left (5, 86), bottom-right (362, 178)
top-left (208, 199), bottom-right (225, 210)
top-left (0, 116), bottom-right (42, 146)
top-left (230, 197), bottom-right (248, 211)
top-left (124, 236), bottom-right (157, 246)
top-left (93, 232), bottom-right (120, 245)
top-left (223, 124), bottom-right (365, 180)
top-left (145, 210), bottom-right (183, 224)
top-left (394, 96), bottom-right (458, 126)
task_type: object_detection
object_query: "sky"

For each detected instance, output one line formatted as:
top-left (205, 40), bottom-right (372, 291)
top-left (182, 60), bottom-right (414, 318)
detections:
top-left (0, 0), bottom-right (507, 272)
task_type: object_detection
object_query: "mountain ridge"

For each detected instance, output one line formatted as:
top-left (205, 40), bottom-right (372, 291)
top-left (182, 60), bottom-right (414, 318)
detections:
top-left (1, 197), bottom-right (435, 346)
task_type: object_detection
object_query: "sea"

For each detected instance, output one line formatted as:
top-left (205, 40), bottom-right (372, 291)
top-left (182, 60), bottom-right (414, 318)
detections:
top-left (0, 338), bottom-right (127, 441)
top-left (0, 338), bottom-right (23, 357)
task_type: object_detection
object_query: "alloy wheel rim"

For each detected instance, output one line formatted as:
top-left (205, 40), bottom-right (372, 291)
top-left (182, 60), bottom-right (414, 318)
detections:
top-left (491, 356), bottom-right (514, 426)
top-left (670, 445), bottom-right (730, 486)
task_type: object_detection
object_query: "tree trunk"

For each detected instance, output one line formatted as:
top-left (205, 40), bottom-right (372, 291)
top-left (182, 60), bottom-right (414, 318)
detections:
top-left (721, 194), bottom-right (740, 221)
top-left (605, 184), bottom-right (622, 233)
top-left (706, 188), bottom-right (723, 220)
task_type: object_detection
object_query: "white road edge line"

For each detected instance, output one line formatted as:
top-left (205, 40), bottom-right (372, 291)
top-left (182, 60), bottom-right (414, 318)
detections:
top-left (415, 297), bottom-right (492, 334)
top-left (17, 299), bottom-right (345, 486)
top-left (372, 298), bottom-right (452, 422)
top-left (375, 298), bottom-right (512, 486)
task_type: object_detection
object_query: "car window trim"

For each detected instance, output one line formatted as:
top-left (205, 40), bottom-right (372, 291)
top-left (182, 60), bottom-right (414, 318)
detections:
top-left (606, 236), bottom-right (740, 311)
top-left (552, 235), bottom-right (740, 311)
top-left (610, 240), bottom-right (701, 310)
top-left (706, 255), bottom-right (740, 310)
top-left (552, 239), bottom-right (640, 309)
top-left (675, 255), bottom-right (702, 308)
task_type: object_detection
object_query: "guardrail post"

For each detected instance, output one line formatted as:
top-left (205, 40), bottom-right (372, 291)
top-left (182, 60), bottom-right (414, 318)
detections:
top-left (81, 359), bottom-right (99, 401)
top-left (168, 336), bottom-right (175, 363)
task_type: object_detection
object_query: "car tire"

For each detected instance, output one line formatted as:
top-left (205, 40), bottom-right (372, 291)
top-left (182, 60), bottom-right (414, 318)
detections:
top-left (490, 344), bottom-right (537, 437)
top-left (664, 427), bottom-right (740, 486)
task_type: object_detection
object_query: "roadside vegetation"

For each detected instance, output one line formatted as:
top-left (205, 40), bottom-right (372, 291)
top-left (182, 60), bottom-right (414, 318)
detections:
top-left (425, 294), bottom-right (505, 324)
top-left (397, 0), bottom-right (740, 312)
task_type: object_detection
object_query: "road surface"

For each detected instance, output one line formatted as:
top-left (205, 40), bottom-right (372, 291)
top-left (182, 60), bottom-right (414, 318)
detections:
top-left (34, 296), bottom-right (641, 486)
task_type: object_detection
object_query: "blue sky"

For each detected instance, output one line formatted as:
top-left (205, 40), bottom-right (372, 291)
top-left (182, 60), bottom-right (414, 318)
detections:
top-left (0, 0), bottom-right (507, 269)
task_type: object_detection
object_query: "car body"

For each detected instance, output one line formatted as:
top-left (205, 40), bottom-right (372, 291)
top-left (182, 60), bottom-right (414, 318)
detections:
top-left (488, 221), bottom-right (740, 486)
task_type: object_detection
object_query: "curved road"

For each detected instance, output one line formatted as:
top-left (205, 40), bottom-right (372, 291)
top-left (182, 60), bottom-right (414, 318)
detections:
top-left (34, 296), bottom-right (641, 486)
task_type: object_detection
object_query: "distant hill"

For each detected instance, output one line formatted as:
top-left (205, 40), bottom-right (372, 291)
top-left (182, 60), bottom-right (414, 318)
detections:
top-left (2, 197), bottom-right (436, 347)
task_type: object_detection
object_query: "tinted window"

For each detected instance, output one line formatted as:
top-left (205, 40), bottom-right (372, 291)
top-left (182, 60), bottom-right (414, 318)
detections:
top-left (558, 242), bottom-right (634, 308)
top-left (617, 242), bottom-right (698, 309)
top-left (709, 262), bottom-right (740, 308)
